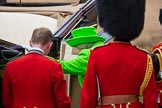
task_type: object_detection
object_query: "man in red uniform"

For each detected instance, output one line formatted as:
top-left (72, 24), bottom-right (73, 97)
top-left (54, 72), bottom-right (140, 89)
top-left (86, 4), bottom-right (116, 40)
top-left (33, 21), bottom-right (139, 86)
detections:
top-left (3, 27), bottom-right (71, 108)
top-left (151, 8), bottom-right (162, 108)
top-left (80, 0), bottom-right (158, 108)
top-left (152, 42), bottom-right (162, 108)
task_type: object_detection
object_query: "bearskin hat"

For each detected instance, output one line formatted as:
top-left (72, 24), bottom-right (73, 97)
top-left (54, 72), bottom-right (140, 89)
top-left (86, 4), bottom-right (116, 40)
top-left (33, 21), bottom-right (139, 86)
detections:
top-left (159, 9), bottom-right (162, 24)
top-left (96, 0), bottom-right (146, 41)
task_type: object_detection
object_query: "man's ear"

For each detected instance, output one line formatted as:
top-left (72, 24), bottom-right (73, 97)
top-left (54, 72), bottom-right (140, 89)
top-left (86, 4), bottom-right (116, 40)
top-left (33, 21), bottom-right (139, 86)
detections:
top-left (44, 42), bottom-right (53, 55)
top-left (49, 41), bottom-right (53, 48)
top-left (46, 41), bottom-right (53, 51)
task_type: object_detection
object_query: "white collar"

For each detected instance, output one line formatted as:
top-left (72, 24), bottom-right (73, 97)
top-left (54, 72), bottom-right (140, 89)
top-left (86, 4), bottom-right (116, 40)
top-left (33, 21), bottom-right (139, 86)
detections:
top-left (29, 47), bottom-right (44, 54)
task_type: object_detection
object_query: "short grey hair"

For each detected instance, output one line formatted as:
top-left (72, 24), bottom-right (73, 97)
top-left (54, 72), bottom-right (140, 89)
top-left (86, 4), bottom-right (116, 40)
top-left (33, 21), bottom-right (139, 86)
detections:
top-left (31, 27), bottom-right (53, 46)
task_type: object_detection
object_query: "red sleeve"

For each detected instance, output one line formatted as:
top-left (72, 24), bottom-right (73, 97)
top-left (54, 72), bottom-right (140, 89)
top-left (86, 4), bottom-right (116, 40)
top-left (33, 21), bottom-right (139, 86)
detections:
top-left (51, 63), bottom-right (71, 108)
top-left (143, 69), bottom-right (158, 108)
top-left (80, 50), bottom-right (98, 108)
top-left (3, 64), bottom-right (13, 108)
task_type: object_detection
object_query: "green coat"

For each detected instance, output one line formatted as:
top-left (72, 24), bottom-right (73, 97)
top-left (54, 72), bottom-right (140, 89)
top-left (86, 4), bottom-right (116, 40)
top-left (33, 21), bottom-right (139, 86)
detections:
top-left (59, 42), bottom-right (103, 87)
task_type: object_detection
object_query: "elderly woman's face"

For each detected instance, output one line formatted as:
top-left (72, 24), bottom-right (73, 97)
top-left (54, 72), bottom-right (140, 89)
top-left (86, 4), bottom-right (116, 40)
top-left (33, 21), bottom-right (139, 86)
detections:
top-left (77, 43), bottom-right (93, 49)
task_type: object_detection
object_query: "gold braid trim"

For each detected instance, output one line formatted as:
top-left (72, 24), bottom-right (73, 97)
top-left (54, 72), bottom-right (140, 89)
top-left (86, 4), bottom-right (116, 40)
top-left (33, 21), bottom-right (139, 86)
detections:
top-left (155, 53), bottom-right (162, 79)
top-left (152, 47), bottom-right (162, 64)
top-left (152, 47), bottom-right (162, 83)
top-left (156, 53), bottom-right (162, 71)
top-left (139, 55), bottom-right (153, 96)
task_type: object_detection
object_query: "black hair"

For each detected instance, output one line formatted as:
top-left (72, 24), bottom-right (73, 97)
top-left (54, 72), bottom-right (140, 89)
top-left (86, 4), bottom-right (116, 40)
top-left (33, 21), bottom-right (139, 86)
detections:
top-left (159, 9), bottom-right (162, 25)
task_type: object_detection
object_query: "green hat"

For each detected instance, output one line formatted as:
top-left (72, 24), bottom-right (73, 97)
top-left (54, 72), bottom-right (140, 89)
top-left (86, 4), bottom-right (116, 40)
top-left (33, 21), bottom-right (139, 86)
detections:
top-left (66, 26), bottom-right (105, 47)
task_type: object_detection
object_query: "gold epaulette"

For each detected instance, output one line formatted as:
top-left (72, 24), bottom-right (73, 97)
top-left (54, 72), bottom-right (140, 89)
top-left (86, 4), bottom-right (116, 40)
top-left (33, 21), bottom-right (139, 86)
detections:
top-left (152, 42), bottom-right (162, 53)
top-left (139, 54), bottom-right (153, 96)
top-left (152, 47), bottom-right (162, 54)
top-left (154, 53), bottom-right (162, 83)
top-left (152, 46), bottom-right (162, 83)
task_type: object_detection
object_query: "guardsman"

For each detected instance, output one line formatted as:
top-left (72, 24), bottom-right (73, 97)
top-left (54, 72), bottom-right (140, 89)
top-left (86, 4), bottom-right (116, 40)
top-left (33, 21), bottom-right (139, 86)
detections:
top-left (80, 0), bottom-right (158, 108)
top-left (152, 42), bottom-right (162, 108)
top-left (151, 8), bottom-right (162, 108)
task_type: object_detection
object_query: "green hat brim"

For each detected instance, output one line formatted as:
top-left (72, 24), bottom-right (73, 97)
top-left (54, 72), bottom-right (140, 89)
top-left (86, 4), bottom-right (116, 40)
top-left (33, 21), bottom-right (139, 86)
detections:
top-left (66, 36), bottom-right (105, 47)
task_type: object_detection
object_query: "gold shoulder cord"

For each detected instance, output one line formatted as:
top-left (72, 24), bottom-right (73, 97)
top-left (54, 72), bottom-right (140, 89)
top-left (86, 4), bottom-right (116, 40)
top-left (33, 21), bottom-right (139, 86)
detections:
top-left (155, 53), bottom-right (162, 81)
top-left (156, 53), bottom-right (162, 70)
top-left (139, 54), bottom-right (153, 96)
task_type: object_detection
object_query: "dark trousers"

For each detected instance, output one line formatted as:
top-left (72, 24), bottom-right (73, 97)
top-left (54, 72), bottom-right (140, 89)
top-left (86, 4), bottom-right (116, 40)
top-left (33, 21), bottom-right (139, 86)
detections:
top-left (158, 103), bottom-right (162, 108)
top-left (0, 77), bottom-right (3, 108)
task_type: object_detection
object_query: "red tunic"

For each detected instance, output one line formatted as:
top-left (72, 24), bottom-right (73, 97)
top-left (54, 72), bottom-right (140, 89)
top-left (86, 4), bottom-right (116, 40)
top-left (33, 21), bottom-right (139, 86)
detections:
top-left (81, 42), bottom-right (158, 108)
top-left (3, 52), bottom-right (71, 108)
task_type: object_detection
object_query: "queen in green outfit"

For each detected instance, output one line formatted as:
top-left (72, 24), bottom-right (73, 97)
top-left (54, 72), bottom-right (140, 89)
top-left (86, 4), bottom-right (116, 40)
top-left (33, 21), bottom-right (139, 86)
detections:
top-left (59, 26), bottom-right (105, 87)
